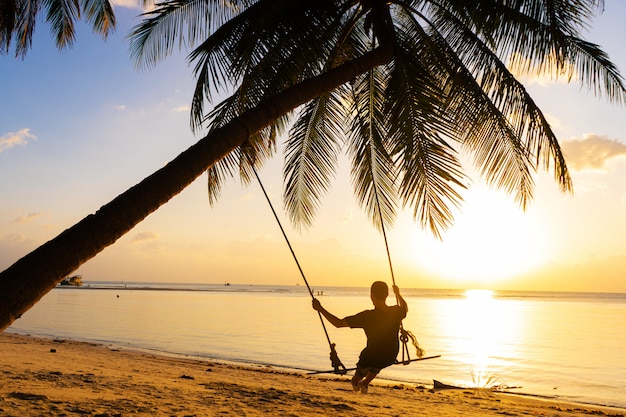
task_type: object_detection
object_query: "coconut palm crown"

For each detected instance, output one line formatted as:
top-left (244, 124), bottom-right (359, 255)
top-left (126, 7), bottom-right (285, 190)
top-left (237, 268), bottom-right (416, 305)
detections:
top-left (130, 0), bottom-right (624, 237)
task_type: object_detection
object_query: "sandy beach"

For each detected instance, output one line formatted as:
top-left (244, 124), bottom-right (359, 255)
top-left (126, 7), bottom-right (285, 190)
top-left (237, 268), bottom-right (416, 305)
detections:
top-left (0, 333), bottom-right (623, 417)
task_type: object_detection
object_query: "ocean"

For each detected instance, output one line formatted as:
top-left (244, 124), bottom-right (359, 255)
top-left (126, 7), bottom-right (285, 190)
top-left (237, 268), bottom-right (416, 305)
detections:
top-left (6, 283), bottom-right (626, 410)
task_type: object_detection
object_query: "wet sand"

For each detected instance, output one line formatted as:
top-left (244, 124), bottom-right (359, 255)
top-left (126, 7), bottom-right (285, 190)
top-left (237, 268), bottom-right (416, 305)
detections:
top-left (1, 333), bottom-right (623, 416)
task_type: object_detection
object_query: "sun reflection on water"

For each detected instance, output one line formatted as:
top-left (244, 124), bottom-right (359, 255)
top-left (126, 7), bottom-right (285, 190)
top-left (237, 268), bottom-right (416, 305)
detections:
top-left (438, 289), bottom-right (523, 387)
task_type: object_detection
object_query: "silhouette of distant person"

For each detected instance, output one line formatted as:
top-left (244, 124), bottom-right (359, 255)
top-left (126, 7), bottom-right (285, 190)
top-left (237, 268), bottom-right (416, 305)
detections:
top-left (312, 281), bottom-right (407, 393)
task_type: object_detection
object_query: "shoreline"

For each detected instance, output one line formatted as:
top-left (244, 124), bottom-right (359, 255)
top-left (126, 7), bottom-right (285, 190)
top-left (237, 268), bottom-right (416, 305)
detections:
top-left (9, 331), bottom-right (618, 411)
top-left (1, 333), bottom-right (624, 417)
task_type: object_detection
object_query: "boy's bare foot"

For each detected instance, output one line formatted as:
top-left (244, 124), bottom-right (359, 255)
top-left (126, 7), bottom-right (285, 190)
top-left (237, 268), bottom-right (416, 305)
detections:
top-left (358, 381), bottom-right (368, 394)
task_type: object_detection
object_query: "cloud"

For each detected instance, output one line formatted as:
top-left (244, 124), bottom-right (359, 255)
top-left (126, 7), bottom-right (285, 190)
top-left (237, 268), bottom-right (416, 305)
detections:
top-left (131, 231), bottom-right (159, 243)
top-left (561, 134), bottom-right (626, 171)
top-left (0, 233), bottom-right (34, 269)
top-left (241, 192), bottom-right (255, 201)
top-left (115, 104), bottom-right (127, 111)
top-left (13, 212), bottom-right (45, 224)
top-left (2, 233), bottom-right (27, 244)
top-left (110, 0), bottom-right (143, 9)
top-left (171, 105), bottom-right (190, 113)
top-left (0, 129), bottom-right (36, 154)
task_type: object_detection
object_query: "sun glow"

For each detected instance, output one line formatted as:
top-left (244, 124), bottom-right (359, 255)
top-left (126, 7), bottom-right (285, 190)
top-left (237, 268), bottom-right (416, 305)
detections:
top-left (436, 288), bottom-right (524, 385)
top-left (464, 289), bottom-right (495, 301)
top-left (417, 186), bottom-right (551, 285)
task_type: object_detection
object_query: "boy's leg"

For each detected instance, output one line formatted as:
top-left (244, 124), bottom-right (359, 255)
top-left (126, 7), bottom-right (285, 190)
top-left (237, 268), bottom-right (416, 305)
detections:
top-left (352, 367), bottom-right (380, 394)
top-left (351, 368), bottom-right (366, 391)
top-left (359, 369), bottom-right (379, 393)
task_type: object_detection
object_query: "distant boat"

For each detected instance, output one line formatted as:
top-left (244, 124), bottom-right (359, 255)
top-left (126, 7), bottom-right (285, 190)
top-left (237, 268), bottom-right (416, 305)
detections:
top-left (59, 275), bottom-right (83, 287)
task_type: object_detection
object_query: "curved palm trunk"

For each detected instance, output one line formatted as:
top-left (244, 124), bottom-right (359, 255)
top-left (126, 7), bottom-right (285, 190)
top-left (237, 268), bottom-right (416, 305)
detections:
top-left (0, 46), bottom-right (393, 331)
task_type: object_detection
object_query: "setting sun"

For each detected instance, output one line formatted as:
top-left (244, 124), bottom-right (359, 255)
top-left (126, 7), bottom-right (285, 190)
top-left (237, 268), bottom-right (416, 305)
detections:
top-left (417, 186), bottom-right (552, 285)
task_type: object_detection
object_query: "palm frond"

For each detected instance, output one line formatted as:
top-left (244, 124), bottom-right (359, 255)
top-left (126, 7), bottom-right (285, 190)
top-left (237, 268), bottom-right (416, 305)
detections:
top-left (202, 83), bottom-right (291, 147)
top-left (448, 0), bottom-right (623, 104)
top-left (190, 30), bottom-right (305, 132)
top-left (398, 131), bottom-right (466, 238)
top-left (129, 0), bottom-right (246, 70)
top-left (205, 130), bottom-right (281, 206)
top-left (281, 8), bottom-right (367, 229)
top-left (0, 0), bottom-right (17, 53)
top-left (238, 127), bottom-right (279, 184)
top-left (2, 0), bottom-right (114, 56)
top-left (425, 3), bottom-right (570, 204)
top-left (13, 0), bottom-right (39, 57)
top-left (45, 0), bottom-right (79, 49)
top-left (283, 89), bottom-right (345, 229)
top-left (206, 151), bottom-right (240, 206)
top-left (80, 0), bottom-right (116, 39)
top-left (201, 87), bottom-right (289, 203)
top-left (384, 8), bottom-right (467, 236)
top-left (187, 0), bottom-right (343, 131)
top-left (564, 36), bottom-right (626, 104)
top-left (347, 64), bottom-right (399, 232)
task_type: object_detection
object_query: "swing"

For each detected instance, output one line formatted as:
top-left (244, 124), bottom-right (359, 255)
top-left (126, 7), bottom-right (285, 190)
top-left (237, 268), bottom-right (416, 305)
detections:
top-left (251, 161), bottom-right (438, 375)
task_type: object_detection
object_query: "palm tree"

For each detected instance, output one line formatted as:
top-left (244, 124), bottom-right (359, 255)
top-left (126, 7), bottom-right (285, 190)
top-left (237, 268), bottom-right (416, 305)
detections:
top-left (0, 0), bottom-right (116, 57)
top-left (1, 0), bottom-right (624, 331)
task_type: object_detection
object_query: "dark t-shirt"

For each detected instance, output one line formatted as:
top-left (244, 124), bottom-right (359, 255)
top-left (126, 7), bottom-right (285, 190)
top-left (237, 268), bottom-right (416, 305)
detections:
top-left (345, 305), bottom-right (407, 369)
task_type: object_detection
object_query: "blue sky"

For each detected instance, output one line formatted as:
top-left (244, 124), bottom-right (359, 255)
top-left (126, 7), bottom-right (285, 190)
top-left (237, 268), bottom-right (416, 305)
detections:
top-left (1, 2), bottom-right (626, 292)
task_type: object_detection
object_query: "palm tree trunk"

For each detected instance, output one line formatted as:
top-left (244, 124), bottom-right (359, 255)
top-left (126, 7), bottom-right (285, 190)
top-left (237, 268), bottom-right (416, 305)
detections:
top-left (0, 45), bottom-right (393, 331)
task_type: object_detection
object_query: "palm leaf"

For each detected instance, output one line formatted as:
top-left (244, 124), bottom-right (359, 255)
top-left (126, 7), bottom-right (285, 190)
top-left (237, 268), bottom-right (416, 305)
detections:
top-left (80, 0), bottom-right (116, 40)
top-left (187, 0), bottom-right (343, 130)
top-left (384, 9), bottom-right (467, 235)
top-left (425, 4), bottom-right (568, 205)
top-left (129, 0), bottom-right (245, 70)
top-left (13, 0), bottom-right (39, 57)
top-left (45, 0), bottom-right (80, 49)
top-left (281, 8), bottom-right (365, 229)
top-left (564, 37), bottom-right (626, 104)
top-left (347, 64), bottom-right (399, 232)
top-left (283, 89), bottom-right (345, 229)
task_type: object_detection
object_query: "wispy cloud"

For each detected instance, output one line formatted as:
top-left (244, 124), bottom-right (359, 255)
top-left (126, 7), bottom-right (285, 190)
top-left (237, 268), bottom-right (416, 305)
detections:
top-left (110, 0), bottom-right (143, 9)
top-left (2, 233), bottom-right (27, 244)
top-left (0, 129), bottom-right (36, 154)
top-left (561, 134), bottom-right (626, 171)
top-left (171, 105), bottom-right (190, 113)
top-left (13, 212), bottom-right (45, 224)
top-left (131, 231), bottom-right (159, 243)
top-left (241, 192), bottom-right (255, 201)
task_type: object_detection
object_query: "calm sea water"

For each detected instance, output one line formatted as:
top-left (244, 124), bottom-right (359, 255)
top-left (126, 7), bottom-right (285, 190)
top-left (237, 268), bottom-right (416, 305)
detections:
top-left (7, 283), bottom-right (626, 410)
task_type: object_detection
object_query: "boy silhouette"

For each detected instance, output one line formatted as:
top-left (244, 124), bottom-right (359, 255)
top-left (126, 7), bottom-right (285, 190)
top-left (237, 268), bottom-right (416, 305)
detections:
top-left (312, 281), bottom-right (407, 393)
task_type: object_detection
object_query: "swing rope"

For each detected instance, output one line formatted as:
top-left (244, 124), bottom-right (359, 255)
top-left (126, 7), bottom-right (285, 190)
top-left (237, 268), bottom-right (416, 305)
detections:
top-left (375, 199), bottom-right (424, 363)
top-left (251, 163), bottom-right (347, 374)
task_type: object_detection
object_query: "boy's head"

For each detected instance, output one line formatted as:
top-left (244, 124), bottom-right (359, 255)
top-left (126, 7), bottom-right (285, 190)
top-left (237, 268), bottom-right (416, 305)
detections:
top-left (370, 281), bottom-right (389, 301)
